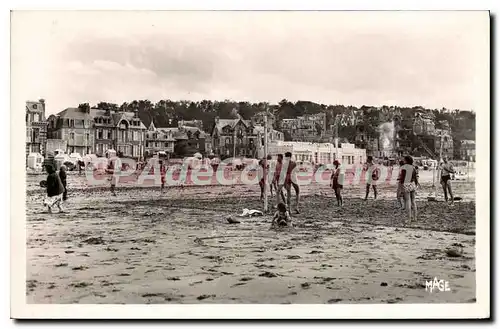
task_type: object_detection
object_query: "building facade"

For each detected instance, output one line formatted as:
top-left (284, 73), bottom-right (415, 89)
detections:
top-left (112, 110), bottom-right (147, 158)
top-left (145, 123), bottom-right (176, 158)
top-left (459, 140), bottom-right (475, 162)
top-left (211, 117), bottom-right (260, 158)
top-left (280, 112), bottom-right (327, 142)
top-left (90, 108), bottom-right (115, 157)
top-left (267, 141), bottom-right (366, 167)
top-left (47, 107), bottom-right (94, 156)
top-left (26, 99), bottom-right (48, 157)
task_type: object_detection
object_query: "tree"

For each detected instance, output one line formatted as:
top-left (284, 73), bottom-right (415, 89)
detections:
top-left (78, 103), bottom-right (90, 113)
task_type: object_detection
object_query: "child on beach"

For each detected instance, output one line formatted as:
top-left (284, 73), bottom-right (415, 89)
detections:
top-left (271, 202), bottom-right (292, 228)
top-left (59, 165), bottom-right (68, 201)
top-left (43, 165), bottom-right (66, 213)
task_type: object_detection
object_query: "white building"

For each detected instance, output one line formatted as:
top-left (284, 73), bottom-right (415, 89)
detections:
top-left (267, 141), bottom-right (366, 167)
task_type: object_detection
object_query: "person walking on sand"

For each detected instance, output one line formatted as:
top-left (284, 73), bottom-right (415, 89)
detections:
top-left (399, 155), bottom-right (420, 223)
top-left (330, 160), bottom-right (344, 207)
top-left (364, 156), bottom-right (379, 200)
top-left (440, 157), bottom-right (456, 204)
top-left (43, 164), bottom-right (66, 213)
top-left (59, 165), bottom-right (68, 202)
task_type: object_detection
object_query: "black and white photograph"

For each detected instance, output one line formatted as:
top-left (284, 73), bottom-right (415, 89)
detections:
top-left (10, 9), bottom-right (490, 319)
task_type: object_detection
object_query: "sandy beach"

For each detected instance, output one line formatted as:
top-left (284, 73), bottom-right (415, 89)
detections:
top-left (26, 172), bottom-right (476, 304)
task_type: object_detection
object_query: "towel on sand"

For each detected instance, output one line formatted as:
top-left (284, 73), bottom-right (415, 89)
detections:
top-left (238, 208), bottom-right (264, 217)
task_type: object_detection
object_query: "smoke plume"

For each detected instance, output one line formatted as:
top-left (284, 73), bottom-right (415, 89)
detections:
top-left (378, 121), bottom-right (394, 151)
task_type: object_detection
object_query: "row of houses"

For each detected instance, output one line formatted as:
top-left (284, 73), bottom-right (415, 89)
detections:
top-left (268, 141), bottom-right (366, 167)
top-left (25, 100), bottom-right (286, 161)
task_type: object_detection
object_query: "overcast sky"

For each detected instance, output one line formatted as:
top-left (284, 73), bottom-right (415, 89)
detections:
top-left (12, 11), bottom-right (489, 115)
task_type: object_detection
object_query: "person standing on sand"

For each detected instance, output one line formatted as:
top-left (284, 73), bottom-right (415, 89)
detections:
top-left (330, 160), bottom-right (344, 207)
top-left (43, 165), bottom-right (66, 213)
top-left (274, 154), bottom-right (286, 205)
top-left (440, 157), bottom-right (456, 204)
top-left (59, 165), bottom-right (68, 202)
top-left (259, 155), bottom-right (273, 200)
top-left (106, 156), bottom-right (118, 197)
top-left (396, 159), bottom-right (405, 210)
top-left (159, 160), bottom-right (167, 193)
top-left (399, 155), bottom-right (420, 223)
top-left (282, 152), bottom-right (300, 214)
top-left (364, 156), bottom-right (379, 200)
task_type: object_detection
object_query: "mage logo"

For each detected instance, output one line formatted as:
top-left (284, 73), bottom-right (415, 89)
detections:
top-left (425, 277), bottom-right (451, 293)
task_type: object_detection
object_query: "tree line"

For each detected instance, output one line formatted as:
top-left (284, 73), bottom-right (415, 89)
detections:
top-left (78, 99), bottom-right (476, 143)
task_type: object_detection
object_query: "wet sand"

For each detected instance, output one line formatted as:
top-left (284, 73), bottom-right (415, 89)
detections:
top-left (26, 175), bottom-right (476, 304)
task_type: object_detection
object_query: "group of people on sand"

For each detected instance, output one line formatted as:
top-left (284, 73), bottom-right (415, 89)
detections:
top-left (40, 149), bottom-right (457, 224)
top-left (41, 164), bottom-right (68, 213)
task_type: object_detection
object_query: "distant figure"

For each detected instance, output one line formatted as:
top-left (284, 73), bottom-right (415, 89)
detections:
top-left (271, 202), bottom-right (292, 228)
top-left (274, 154), bottom-right (287, 205)
top-left (159, 160), bottom-right (167, 193)
top-left (59, 165), bottom-right (68, 201)
top-left (44, 165), bottom-right (65, 213)
top-left (106, 157), bottom-right (117, 196)
top-left (399, 155), bottom-right (419, 223)
top-left (440, 157), bottom-right (456, 204)
top-left (364, 156), bottom-right (379, 200)
top-left (330, 160), bottom-right (344, 207)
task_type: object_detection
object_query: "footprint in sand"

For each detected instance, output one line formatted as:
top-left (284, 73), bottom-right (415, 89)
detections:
top-left (117, 273), bottom-right (131, 277)
top-left (71, 266), bottom-right (88, 271)
top-left (230, 282), bottom-right (247, 288)
top-left (69, 282), bottom-right (92, 288)
top-left (54, 263), bottom-right (68, 267)
top-left (197, 294), bottom-right (216, 300)
top-left (327, 298), bottom-right (343, 303)
top-left (239, 277), bottom-right (253, 282)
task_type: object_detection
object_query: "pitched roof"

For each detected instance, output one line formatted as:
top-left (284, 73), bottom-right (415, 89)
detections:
top-left (57, 108), bottom-right (93, 120)
top-left (214, 118), bottom-right (251, 133)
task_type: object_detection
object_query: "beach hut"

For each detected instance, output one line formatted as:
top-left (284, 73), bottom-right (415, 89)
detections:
top-left (27, 153), bottom-right (44, 170)
top-left (105, 149), bottom-right (117, 158)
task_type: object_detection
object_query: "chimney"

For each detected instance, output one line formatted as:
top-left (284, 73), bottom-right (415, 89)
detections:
top-left (39, 99), bottom-right (46, 120)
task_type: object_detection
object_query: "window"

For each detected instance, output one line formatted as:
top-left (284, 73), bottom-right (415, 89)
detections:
top-left (86, 133), bottom-right (90, 141)
top-left (98, 129), bottom-right (103, 139)
top-left (33, 113), bottom-right (39, 122)
top-left (70, 132), bottom-right (75, 140)
top-left (32, 104), bottom-right (37, 109)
